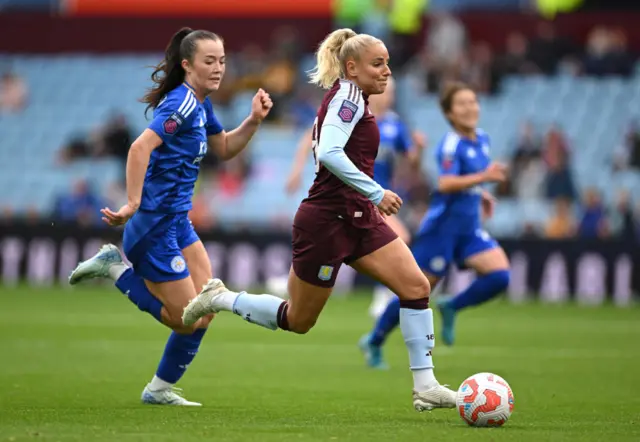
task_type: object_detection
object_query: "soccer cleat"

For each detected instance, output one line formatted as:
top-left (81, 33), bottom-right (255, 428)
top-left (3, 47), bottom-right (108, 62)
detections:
top-left (182, 278), bottom-right (230, 326)
top-left (413, 384), bottom-right (457, 412)
top-left (68, 244), bottom-right (123, 285)
top-left (141, 385), bottom-right (201, 406)
top-left (437, 297), bottom-right (457, 346)
top-left (358, 334), bottom-right (389, 370)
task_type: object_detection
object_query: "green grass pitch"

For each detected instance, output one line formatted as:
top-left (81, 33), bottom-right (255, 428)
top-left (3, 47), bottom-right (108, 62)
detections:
top-left (1, 285), bottom-right (639, 441)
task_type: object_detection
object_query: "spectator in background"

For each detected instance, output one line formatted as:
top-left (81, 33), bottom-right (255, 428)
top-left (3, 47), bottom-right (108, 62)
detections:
top-left (583, 27), bottom-right (633, 77)
top-left (497, 32), bottom-right (538, 76)
top-left (92, 113), bottom-right (134, 164)
top-left (57, 113), bottom-right (134, 168)
top-left (544, 198), bottom-right (576, 239)
top-left (613, 121), bottom-right (640, 171)
top-left (526, 22), bottom-right (573, 75)
top-left (610, 190), bottom-right (637, 242)
top-left (461, 41), bottom-right (500, 94)
top-left (52, 179), bottom-right (105, 227)
top-left (504, 121), bottom-right (545, 198)
top-left (577, 188), bottom-right (609, 239)
top-left (0, 71), bottom-right (27, 113)
top-left (544, 125), bottom-right (576, 201)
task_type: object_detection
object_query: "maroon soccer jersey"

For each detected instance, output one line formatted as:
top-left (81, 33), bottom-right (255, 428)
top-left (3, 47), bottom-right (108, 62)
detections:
top-left (302, 79), bottom-right (381, 228)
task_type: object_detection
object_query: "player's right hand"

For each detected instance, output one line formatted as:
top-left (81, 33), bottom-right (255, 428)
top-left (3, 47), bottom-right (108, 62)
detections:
top-left (101, 204), bottom-right (136, 226)
top-left (483, 162), bottom-right (508, 183)
top-left (377, 190), bottom-right (403, 216)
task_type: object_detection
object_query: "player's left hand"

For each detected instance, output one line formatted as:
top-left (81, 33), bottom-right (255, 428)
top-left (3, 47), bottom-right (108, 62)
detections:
top-left (481, 191), bottom-right (496, 220)
top-left (250, 89), bottom-right (273, 123)
top-left (101, 204), bottom-right (136, 226)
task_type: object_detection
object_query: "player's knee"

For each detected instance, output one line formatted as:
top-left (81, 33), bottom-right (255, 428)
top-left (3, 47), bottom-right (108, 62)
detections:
top-left (491, 269), bottom-right (510, 291)
top-left (398, 275), bottom-right (431, 302)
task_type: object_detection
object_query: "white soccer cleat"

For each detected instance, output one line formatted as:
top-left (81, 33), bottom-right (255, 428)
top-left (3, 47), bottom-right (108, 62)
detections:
top-left (141, 385), bottom-right (201, 406)
top-left (182, 278), bottom-right (230, 326)
top-left (413, 384), bottom-right (457, 412)
top-left (68, 244), bottom-right (123, 285)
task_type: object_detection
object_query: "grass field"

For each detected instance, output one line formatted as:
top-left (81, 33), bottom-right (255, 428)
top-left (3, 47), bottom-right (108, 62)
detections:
top-left (0, 285), bottom-right (639, 441)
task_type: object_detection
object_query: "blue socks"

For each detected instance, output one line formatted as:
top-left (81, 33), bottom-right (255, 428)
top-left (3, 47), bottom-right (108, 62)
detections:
top-left (448, 270), bottom-right (510, 311)
top-left (114, 269), bottom-right (209, 387)
top-left (115, 268), bottom-right (163, 323)
top-left (370, 297), bottom-right (400, 346)
top-left (156, 328), bottom-right (207, 384)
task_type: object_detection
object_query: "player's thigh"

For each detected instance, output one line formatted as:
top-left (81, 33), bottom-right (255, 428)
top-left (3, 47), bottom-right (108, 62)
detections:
top-left (384, 214), bottom-right (411, 244)
top-left (460, 230), bottom-right (509, 275)
top-left (464, 247), bottom-right (510, 275)
top-left (182, 240), bottom-right (212, 293)
top-left (286, 267), bottom-right (333, 334)
top-left (351, 237), bottom-right (430, 301)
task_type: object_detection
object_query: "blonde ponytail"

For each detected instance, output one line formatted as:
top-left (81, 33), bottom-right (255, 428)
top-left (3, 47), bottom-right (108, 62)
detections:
top-left (308, 28), bottom-right (357, 89)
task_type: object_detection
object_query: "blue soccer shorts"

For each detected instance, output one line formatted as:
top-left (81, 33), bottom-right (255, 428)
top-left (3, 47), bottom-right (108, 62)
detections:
top-left (123, 210), bottom-right (200, 283)
top-left (411, 227), bottom-right (498, 277)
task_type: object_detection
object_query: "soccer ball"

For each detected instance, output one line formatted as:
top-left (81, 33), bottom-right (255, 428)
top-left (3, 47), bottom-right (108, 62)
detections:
top-left (456, 372), bottom-right (514, 427)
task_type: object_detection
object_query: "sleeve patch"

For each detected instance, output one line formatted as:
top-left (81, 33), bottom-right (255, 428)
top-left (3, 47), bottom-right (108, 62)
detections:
top-left (163, 112), bottom-right (184, 135)
top-left (338, 100), bottom-right (358, 123)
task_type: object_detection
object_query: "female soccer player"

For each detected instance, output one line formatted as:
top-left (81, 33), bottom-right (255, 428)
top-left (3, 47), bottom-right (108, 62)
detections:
top-left (183, 28), bottom-right (457, 412)
top-left (68, 28), bottom-right (272, 405)
top-left (285, 77), bottom-right (424, 319)
top-left (359, 82), bottom-right (510, 369)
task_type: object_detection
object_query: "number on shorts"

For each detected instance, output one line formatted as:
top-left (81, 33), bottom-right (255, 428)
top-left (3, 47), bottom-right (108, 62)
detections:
top-left (311, 117), bottom-right (320, 174)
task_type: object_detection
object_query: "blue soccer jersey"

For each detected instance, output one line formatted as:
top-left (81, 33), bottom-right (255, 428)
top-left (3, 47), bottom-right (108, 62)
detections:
top-left (412, 129), bottom-right (496, 277)
top-left (123, 83), bottom-right (223, 283)
top-left (373, 111), bottom-right (412, 190)
top-left (419, 129), bottom-right (491, 234)
top-left (144, 83), bottom-right (223, 213)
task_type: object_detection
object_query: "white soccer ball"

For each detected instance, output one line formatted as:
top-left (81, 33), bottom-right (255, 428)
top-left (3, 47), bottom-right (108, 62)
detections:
top-left (456, 372), bottom-right (514, 427)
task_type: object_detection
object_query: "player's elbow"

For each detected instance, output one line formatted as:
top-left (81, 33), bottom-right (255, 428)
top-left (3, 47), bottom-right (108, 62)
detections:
top-left (316, 146), bottom-right (336, 167)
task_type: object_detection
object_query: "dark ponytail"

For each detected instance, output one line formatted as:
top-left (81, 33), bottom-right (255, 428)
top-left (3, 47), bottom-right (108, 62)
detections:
top-left (141, 27), bottom-right (222, 116)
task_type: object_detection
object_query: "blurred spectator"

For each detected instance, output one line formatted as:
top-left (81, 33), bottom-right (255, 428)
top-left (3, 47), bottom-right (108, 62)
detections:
top-left (0, 71), bottom-right (27, 113)
top-left (92, 113), bottom-right (133, 163)
top-left (526, 22), bottom-right (573, 75)
top-left (521, 222), bottom-right (541, 238)
top-left (57, 114), bottom-right (134, 167)
top-left (544, 198), bottom-right (576, 239)
top-left (583, 27), bottom-right (633, 77)
top-left (544, 126), bottom-right (576, 201)
top-left (610, 190), bottom-right (637, 242)
top-left (216, 152), bottom-right (252, 199)
top-left (497, 32), bottom-right (538, 76)
top-left (503, 121), bottom-right (545, 198)
top-left (426, 13), bottom-right (466, 69)
top-left (52, 179), bottom-right (105, 227)
top-left (613, 121), bottom-right (640, 171)
top-left (577, 188), bottom-right (609, 239)
top-left (387, 0), bottom-right (427, 70)
top-left (461, 41), bottom-right (500, 94)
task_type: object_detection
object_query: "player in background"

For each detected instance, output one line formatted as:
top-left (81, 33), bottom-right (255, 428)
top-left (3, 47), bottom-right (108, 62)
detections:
top-left (183, 28), bottom-right (457, 412)
top-left (284, 77), bottom-right (425, 319)
top-left (67, 28), bottom-right (272, 405)
top-left (359, 82), bottom-right (510, 369)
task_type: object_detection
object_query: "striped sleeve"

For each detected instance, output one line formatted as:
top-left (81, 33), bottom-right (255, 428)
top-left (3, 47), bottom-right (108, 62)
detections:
top-left (437, 132), bottom-right (461, 176)
top-left (321, 81), bottom-right (365, 138)
top-left (148, 88), bottom-right (198, 143)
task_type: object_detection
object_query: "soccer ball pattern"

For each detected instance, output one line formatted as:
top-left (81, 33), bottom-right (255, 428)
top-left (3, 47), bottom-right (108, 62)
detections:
top-left (456, 372), bottom-right (514, 427)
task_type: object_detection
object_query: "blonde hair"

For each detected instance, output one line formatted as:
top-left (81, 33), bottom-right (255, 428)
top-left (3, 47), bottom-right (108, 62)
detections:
top-left (308, 28), bottom-right (382, 89)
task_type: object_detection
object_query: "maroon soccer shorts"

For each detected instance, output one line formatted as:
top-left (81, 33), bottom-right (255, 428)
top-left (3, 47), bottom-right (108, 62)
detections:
top-left (291, 204), bottom-right (398, 288)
